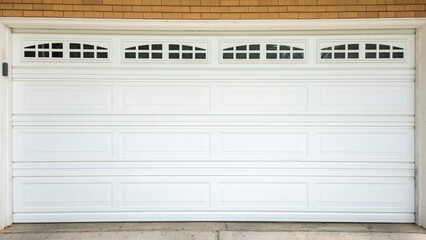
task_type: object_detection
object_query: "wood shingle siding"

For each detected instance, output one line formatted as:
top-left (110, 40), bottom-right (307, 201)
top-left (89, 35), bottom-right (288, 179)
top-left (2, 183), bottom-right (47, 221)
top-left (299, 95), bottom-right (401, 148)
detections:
top-left (0, 1), bottom-right (425, 20)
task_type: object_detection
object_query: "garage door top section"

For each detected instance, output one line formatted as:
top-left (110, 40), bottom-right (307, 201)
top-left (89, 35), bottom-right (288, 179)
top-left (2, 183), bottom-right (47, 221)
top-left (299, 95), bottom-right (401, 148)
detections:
top-left (13, 33), bottom-right (415, 68)
top-left (12, 33), bottom-right (415, 117)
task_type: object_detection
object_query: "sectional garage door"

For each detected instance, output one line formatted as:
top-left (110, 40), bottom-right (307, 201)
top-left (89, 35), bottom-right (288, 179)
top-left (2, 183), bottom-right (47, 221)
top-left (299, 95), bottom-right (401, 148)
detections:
top-left (11, 32), bottom-right (415, 223)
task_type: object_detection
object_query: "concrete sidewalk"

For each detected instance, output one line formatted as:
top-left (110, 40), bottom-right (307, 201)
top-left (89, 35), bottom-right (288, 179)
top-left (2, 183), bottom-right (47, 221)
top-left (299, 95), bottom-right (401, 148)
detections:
top-left (0, 222), bottom-right (425, 240)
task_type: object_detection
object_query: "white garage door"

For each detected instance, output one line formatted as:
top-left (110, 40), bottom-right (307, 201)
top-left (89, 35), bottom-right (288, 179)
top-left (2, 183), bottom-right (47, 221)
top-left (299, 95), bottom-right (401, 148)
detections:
top-left (11, 32), bottom-right (415, 223)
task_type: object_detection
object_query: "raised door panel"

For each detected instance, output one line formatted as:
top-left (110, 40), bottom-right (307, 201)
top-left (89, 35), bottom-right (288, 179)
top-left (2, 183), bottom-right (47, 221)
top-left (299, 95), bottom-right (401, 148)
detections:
top-left (13, 127), bottom-right (413, 162)
top-left (13, 83), bottom-right (113, 114)
top-left (217, 86), bottom-right (308, 113)
top-left (120, 85), bottom-right (211, 113)
top-left (120, 183), bottom-right (210, 209)
top-left (120, 132), bottom-right (211, 159)
top-left (217, 132), bottom-right (308, 160)
top-left (313, 84), bottom-right (414, 114)
top-left (13, 181), bottom-right (113, 212)
top-left (314, 130), bottom-right (413, 162)
top-left (13, 81), bottom-right (414, 115)
top-left (217, 183), bottom-right (308, 210)
top-left (313, 180), bottom-right (414, 212)
top-left (13, 129), bottom-right (113, 161)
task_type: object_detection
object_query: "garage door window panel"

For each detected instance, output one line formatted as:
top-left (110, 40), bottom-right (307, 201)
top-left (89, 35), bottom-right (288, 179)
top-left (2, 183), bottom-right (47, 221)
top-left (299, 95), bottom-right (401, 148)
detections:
top-left (318, 40), bottom-right (406, 62)
top-left (365, 43), bottom-right (404, 60)
top-left (22, 41), bottom-right (110, 61)
top-left (24, 43), bottom-right (64, 59)
top-left (69, 43), bottom-right (108, 59)
top-left (122, 41), bottom-right (208, 62)
top-left (220, 42), bottom-right (306, 62)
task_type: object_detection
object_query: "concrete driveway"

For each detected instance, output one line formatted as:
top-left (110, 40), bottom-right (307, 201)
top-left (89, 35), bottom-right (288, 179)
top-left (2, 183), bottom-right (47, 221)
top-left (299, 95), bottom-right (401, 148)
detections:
top-left (0, 222), bottom-right (425, 240)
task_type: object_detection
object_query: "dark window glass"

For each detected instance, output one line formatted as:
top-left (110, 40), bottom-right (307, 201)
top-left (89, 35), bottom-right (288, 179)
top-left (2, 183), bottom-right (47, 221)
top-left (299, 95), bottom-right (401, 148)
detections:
top-left (195, 47), bottom-right (205, 51)
top-left (393, 52), bottom-right (404, 59)
top-left (321, 47), bottom-right (332, 50)
top-left (25, 45), bottom-right (36, 49)
top-left (280, 45), bottom-right (291, 51)
top-left (182, 45), bottom-right (193, 51)
top-left (249, 44), bottom-right (260, 50)
top-left (24, 51), bottom-right (36, 57)
top-left (293, 52), bottom-right (304, 59)
top-left (379, 52), bottom-right (390, 58)
top-left (293, 47), bottom-right (303, 51)
top-left (38, 43), bottom-right (49, 49)
top-left (223, 53), bottom-right (233, 59)
top-left (125, 52), bottom-right (136, 59)
top-left (70, 52), bottom-right (81, 58)
top-left (334, 44), bottom-right (345, 50)
top-left (366, 52), bottom-right (377, 58)
top-left (126, 47), bottom-right (136, 50)
top-left (52, 43), bottom-right (63, 49)
top-left (236, 45), bottom-right (247, 51)
top-left (182, 53), bottom-right (193, 59)
top-left (393, 46), bottom-right (403, 50)
top-left (83, 52), bottom-right (95, 58)
top-left (138, 45), bottom-right (149, 50)
top-left (334, 52), bottom-right (345, 59)
top-left (321, 52), bottom-right (332, 59)
top-left (52, 51), bottom-right (63, 58)
top-left (266, 53), bottom-right (277, 59)
top-left (379, 44), bottom-right (390, 50)
top-left (169, 44), bottom-right (179, 50)
top-left (83, 44), bottom-right (94, 49)
top-left (223, 47), bottom-right (233, 51)
top-left (195, 53), bottom-right (206, 59)
top-left (152, 53), bottom-right (162, 59)
top-left (152, 44), bottom-right (162, 50)
top-left (348, 52), bottom-right (359, 59)
top-left (169, 53), bottom-right (179, 59)
top-left (280, 52), bottom-right (290, 59)
top-left (236, 53), bottom-right (247, 59)
top-left (97, 52), bottom-right (108, 59)
top-left (38, 51), bottom-right (49, 58)
top-left (266, 44), bottom-right (277, 50)
top-left (249, 53), bottom-right (260, 59)
top-left (348, 44), bottom-right (359, 50)
top-left (70, 43), bottom-right (81, 49)
top-left (366, 44), bottom-right (377, 50)
top-left (139, 52), bottom-right (149, 58)
top-left (97, 46), bottom-right (107, 50)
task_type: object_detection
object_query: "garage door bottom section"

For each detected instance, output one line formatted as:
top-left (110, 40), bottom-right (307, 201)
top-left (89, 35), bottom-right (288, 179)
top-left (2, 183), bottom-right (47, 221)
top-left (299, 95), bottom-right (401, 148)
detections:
top-left (12, 126), bottom-right (415, 223)
top-left (13, 175), bottom-right (414, 223)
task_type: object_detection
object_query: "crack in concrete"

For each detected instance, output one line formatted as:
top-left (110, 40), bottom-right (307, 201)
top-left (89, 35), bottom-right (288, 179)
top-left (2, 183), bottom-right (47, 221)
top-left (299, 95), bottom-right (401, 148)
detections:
top-left (118, 223), bottom-right (125, 232)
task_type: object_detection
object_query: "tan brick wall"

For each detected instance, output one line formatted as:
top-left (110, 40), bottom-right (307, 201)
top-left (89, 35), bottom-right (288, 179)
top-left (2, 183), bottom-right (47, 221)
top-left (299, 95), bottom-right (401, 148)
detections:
top-left (0, 0), bottom-right (425, 19)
